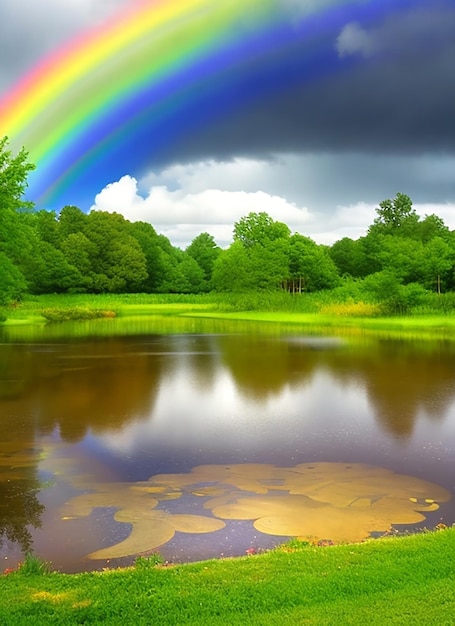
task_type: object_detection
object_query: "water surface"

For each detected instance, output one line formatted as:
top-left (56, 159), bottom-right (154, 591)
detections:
top-left (1, 319), bottom-right (454, 572)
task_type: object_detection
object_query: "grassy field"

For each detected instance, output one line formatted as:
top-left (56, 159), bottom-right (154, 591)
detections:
top-left (2, 292), bottom-right (455, 340)
top-left (1, 528), bottom-right (454, 625)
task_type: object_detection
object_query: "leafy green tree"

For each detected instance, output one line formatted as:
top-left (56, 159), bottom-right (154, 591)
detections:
top-left (422, 237), bottom-right (454, 293)
top-left (154, 248), bottom-right (181, 293)
top-left (85, 211), bottom-right (147, 292)
top-left (246, 239), bottom-right (290, 290)
top-left (58, 205), bottom-right (89, 238)
top-left (211, 242), bottom-right (250, 292)
top-left (24, 240), bottom-right (82, 294)
top-left (373, 235), bottom-right (425, 284)
top-left (418, 214), bottom-right (450, 243)
top-left (289, 234), bottom-right (340, 291)
top-left (0, 137), bottom-right (35, 214)
top-left (0, 137), bottom-right (35, 302)
top-left (0, 252), bottom-right (27, 304)
top-left (173, 254), bottom-right (206, 294)
top-left (329, 237), bottom-right (370, 278)
top-left (234, 212), bottom-right (290, 248)
top-left (212, 239), bottom-right (289, 292)
top-left (216, 212), bottom-right (290, 292)
top-left (129, 221), bottom-right (164, 292)
top-left (186, 232), bottom-right (220, 289)
top-left (60, 232), bottom-right (97, 291)
top-left (370, 193), bottom-right (419, 237)
top-left (33, 210), bottom-right (61, 248)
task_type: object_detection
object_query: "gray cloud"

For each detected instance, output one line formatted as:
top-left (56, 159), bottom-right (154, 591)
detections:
top-left (336, 22), bottom-right (377, 57)
top-left (0, 0), bottom-right (124, 91)
top-left (140, 152), bottom-right (455, 214)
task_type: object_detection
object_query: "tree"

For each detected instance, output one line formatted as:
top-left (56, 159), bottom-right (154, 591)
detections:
top-left (0, 137), bottom-right (35, 213)
top-left (24, 240), bottom-right (82, 294)
top-left (0, 252), bottom-right (27, 304)
top-left (173, 255), bottom-right (206, 294)
top-left (58, 205), bottom-right (89, 238)
top-left (129, 221), bottom-right (163, 292)
top-left (186, 232), bottom-right (220, 289)
top-left (212, 239), bottom-right (289, 293)
top-left (372, 235), bottom-right (425, 284)
top-left (288, 234), bottom-right (340, 291)
top-left (0, 137), bottom-right (36, 302)
top-left (84, 211), bottom-right (147, 292)
top-left (217, 212), bottom-right (291, 292)
top-left (329, 237), bottom-right (370, 278)
top-left (234, 212), bottom-right (290, 248)
top-left (61, 232), bottom-right (97, 291)
top-left (33, 210), bottom-right (61, 248)
top-left (418, 213), bottom-right (450, 243)
top-left (211, 242), bottom-right (250, 292)
top-left (422, 237), bottom-right (454, 293)
top-left (370, 193), bottom-right (419, 237)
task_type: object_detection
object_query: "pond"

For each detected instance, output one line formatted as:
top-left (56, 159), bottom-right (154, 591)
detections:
top-left (1, 317), bottom-right (454, 572)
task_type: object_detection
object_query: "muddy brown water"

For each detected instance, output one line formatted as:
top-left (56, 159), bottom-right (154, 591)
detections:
top-left (1, 320), bottom-right (454, 572)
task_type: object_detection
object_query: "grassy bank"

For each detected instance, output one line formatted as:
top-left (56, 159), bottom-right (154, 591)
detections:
top-left (2, 292), bottom-right (455, 340)
top-left (1, 528), bottom-right (454, 625)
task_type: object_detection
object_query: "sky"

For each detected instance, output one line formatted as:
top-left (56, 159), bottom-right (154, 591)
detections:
top-left (1, 0), bottom-right (454, 249)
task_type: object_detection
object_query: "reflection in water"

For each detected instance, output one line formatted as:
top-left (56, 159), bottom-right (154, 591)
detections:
top-left (0, 337), bottom-right (168, 441)
top-left (0, 325), bottom-right (454, 571)
top-left (60, 462), bottom-right (451, 560)
top-left (327, 340), bottom-right (455, 438)
top-left (0, 419), bottom-right (44, 553)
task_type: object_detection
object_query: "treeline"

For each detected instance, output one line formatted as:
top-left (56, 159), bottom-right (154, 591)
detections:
top-left (1, 138), bottom-right (455, 307)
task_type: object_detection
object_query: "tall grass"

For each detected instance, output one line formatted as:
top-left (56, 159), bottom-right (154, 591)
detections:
top-left (2, 285), bottom-right (455, 327)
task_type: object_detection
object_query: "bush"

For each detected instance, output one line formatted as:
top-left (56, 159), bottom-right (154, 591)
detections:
top-left (319, 301), bottom-right (380, 317)
top-left (135, 553), bottom-right (164, 569)
top-left (421, 292), bottom-right (455, 314)
top-left (361, 272), bottom-right (427, 315)
top-left (41, 307), bottom-right (117, 322)
top-left (16, 553), bottom-right (52, 576)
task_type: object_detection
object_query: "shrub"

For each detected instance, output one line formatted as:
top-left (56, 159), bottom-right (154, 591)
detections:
top-left (41, 307), bottom-right (117, 322)
top-left (135, 553), bottom-right (164, 569)
top-left (319, 301), bottom-right (380, 317)
top-left (16, 553), bottom-right (52, 576)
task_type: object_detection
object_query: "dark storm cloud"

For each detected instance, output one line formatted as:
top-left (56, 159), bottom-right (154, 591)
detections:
top-left (156, 1), bottom-right (455, 164)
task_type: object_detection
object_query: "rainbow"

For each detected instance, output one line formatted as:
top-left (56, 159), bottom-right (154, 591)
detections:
top-left (0, 0), bottom-right (402, 210)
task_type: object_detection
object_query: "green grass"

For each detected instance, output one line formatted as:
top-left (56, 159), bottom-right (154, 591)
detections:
top-left (1, 529), bottom-right (454, 625)
top-left (2, 292), bottom-right (455, 341)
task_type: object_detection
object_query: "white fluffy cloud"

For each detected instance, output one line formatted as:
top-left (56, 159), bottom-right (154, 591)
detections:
top-left (92, 174), bottom-right (312, 248)
top-left (91, 157), bottom-right (455, 249)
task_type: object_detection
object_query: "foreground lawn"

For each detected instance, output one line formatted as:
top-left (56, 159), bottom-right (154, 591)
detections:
top-left (1, 529), bottom-right (454, 625)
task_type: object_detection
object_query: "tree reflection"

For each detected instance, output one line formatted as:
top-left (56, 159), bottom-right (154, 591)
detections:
top-left (2, 333), bottom-right (455, 445)
top-left (218, 335), bottom-right (321, 400)
top-left (0, 418), bottom-right (44, 554)
top-left (326, 339), bottom-right (455, 438)
top-left (0, 474), bottom-right (44, 553)
top-left (0, 336), bottom-right (168, 442)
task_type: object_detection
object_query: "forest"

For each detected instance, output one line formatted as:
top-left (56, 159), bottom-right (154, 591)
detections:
top-left (2, 137), bottom-right (455, 311)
